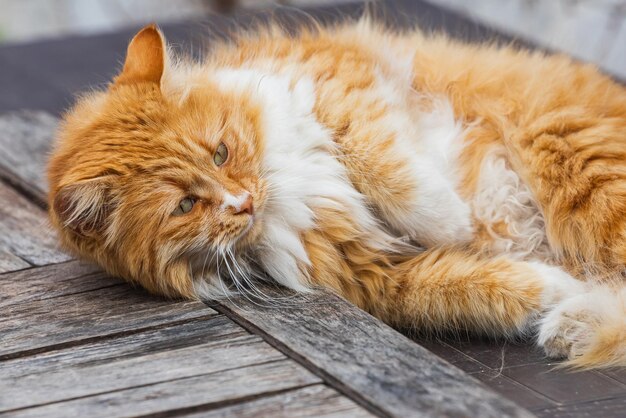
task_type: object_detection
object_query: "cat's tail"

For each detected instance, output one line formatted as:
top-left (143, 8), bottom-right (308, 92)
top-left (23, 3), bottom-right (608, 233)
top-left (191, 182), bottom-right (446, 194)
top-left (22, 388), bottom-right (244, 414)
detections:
top-left (538, 285), bottom-right (626, 369)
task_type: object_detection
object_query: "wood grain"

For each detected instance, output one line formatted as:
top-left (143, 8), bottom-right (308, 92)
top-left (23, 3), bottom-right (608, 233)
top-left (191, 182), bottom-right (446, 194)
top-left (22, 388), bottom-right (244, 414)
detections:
top-left (0, 267), bottom-right (218, 359)
top-left (0, 260), bottom-right (109, 308)
top-left (184, 384), bottom-right (374, 418)
top-left (2, 360), bottom-right (320, 417)
top-left (0, 181), bottom-right (71, 273)
top-left (0, 251), bottom-right (29, 275)
top-left (0, 315), bottom-right (247, 379)
top-left (211, 287), bottom-right (534, 418)
top-left (0, 336), bottom-right (289, 411)
top-left (0, 111), bottom-right (55, 206)
top-left (534, 397), bottom-right (626, 418)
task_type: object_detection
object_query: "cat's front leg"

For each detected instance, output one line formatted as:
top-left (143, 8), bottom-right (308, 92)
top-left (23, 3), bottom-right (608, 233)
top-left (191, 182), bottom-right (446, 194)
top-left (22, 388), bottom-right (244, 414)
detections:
top-left (380, 248), bottom-right (584, 338)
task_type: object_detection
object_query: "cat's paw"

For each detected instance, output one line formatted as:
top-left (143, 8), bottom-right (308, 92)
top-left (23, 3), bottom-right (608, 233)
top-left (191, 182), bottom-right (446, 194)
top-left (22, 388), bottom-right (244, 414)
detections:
top-left (528, 262), bottom-right (586, 306)
top-left (538, 294), bottom-right (597, 359)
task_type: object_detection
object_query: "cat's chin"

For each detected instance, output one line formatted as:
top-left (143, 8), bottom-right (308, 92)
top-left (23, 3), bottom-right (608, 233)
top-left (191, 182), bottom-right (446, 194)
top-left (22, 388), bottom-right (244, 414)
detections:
top-left (232, 215), bottom-right (263, 250)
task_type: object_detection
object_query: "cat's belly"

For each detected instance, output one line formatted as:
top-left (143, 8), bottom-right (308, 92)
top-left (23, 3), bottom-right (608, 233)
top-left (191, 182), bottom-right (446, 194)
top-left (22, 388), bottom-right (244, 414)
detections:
top-left (470, 146), bottom-right (555, 263)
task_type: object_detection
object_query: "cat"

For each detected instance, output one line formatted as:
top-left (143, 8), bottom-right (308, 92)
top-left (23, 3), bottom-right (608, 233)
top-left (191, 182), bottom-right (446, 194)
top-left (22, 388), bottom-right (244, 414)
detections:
top-left (47, 21), bottom-right (626, 369)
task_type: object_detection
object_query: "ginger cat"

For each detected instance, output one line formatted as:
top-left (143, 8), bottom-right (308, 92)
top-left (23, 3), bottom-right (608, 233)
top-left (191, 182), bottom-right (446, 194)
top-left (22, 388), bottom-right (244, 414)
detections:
top-left (47, 22), bottom-right (626, 368)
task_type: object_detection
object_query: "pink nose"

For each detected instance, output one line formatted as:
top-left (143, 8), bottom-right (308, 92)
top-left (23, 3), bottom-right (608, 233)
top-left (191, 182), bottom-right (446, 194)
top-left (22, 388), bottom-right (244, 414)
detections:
top-left (234, 194), bottom-right (254, 215)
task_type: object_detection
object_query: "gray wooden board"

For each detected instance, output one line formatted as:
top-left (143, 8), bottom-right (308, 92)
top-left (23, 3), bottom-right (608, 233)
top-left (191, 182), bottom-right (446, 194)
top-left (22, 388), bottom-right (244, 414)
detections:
top-left (0, 335), bottom-right (288, 411)
top-left (0, 251), bottom-right (29, 275)
top-left (0, 262), bottom-right (218, 359)
top-left (2, 361), bottom-right (321, 418)
top-left (0, 180), bottom-right (70, 272)
top-left (0, 287), bottom-right (216, 359)
top-left (0, 111), bottom-right (56, 206)
top-left (0, 315), bottom-right (247, 379)
top-left (210, 287), bottom-right (534, 418)
top-left (182, 384), bottom-right (374, 418)
top-left (0, 260), bottom-right (108, 309)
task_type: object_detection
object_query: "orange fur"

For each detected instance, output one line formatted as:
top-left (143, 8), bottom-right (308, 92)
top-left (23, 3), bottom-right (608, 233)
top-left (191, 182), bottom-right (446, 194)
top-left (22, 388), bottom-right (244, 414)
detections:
top-left (48, 21), bottom-right (626, 369)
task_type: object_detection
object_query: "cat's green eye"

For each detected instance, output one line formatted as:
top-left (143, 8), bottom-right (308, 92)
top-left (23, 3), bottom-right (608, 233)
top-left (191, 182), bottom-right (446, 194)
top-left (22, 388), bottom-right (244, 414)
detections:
top-left (214, 142), bottom-right (228, 166)
top-left (172, 197), bottom-right (195, 216)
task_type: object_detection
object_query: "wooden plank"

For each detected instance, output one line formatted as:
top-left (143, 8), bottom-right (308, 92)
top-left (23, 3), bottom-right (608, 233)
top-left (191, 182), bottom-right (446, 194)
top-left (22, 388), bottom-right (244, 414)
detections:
top-left (0, 260), bottom-right (109, 309)
top-left (0, 111), bottom-right (55, 205)
top-left (0, 181), bottom-right (71, 272)
top-left (0, 284), bottom-right (217, 359)
top-left (534, 397), bottom-right (626, 418)
top-left (0, 251), bottom-right (29, 274)
top-left (0, 315), bottom-right (247, 379)
top-left (3, 360), bottom-right (320, 418)
top-left (210, 287), bottom-right (533, 418)
top-left (0, 261), bottom-right (218, 359)
top-left (0, 336), bottom-right (292, 411)
top-left (184, 384), bottom-right (374, 418)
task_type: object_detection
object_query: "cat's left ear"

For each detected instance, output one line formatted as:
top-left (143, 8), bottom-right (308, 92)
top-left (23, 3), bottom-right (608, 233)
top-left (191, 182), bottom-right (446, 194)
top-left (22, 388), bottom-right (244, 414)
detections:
top-left (114, 24), bottom-right (166, 87)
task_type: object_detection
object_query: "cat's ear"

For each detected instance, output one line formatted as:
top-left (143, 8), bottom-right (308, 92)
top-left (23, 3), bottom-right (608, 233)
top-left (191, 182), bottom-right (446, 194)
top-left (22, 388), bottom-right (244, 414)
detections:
top-left (53, 178), bottom-right (115, 238)
top-left (114, 24), bottom-right (166, 86)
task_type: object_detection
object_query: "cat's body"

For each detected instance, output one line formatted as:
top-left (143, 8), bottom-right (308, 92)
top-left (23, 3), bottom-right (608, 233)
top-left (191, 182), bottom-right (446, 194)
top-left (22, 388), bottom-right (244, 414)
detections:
top-left (48, 22), bottom-right (626, 368)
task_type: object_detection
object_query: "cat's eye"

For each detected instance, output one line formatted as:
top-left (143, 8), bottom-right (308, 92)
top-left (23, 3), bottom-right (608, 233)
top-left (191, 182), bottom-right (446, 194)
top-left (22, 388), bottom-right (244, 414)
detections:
top-left (172, 197), bottom-right (195, 216)
top-left (214, 142), bottom-right (228, 166)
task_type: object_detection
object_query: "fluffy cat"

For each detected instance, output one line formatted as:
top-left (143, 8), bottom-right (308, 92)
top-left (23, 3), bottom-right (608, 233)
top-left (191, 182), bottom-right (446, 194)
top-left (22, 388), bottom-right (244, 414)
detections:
top-left (47, 21), bottom-right (626, 368)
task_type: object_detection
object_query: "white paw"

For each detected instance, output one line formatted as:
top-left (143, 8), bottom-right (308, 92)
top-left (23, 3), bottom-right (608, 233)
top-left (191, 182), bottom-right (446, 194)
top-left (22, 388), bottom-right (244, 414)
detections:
top-left (537, 294), bottom-right (598, 359)
top-left (528, 261), bottom-right (586, 307)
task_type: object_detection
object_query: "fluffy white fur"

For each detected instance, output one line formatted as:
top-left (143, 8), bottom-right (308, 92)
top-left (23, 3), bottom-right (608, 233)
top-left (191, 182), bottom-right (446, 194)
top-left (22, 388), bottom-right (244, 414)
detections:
top-left (539, 285), bottom-right (626, 364)
top-left (214, 69), bottom-right (388, 292)
top-left (472, 147), bottom-right (554, 262)
top-left (367, 49), bottom-right (473, 246)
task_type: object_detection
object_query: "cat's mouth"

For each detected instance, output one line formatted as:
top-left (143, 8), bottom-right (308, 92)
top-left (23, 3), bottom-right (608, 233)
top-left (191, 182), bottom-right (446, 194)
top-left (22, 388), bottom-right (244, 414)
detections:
top-left (231, 214), bottom-right (260, 249)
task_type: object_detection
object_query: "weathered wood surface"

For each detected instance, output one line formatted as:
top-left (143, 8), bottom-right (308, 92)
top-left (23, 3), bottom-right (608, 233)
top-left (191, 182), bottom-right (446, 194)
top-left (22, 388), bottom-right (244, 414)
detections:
top-left (1, 315), bottom-right (246, 379)
top-left (0, 260), bottom-right (361, 417)
top-left (185, 385), bottom-right (374, 418)
top-left (1, 285), bottom-right (216, 359)
top-left (535, 396), bottom-right (626, 418)
top-left (0, 336), bottom-right (287, 410)
top-left (3, 361), bottom-right (320, 418)
top-left (0, 180), bottom-right (70, 273)
top-left (0, 111), bottom-right (55, 206)
top-left (0, 261), bottom-right (218, 359)
top-left (0, 260), bottom-right (107, 308)
top-left (0, 251), bottom-right (29, 275)
top-left (212, 287), bottom-right (534, 418)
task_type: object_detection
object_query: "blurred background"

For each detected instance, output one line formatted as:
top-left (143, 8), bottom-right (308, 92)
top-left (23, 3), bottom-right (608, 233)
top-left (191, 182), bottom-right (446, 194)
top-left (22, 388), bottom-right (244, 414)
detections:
top-left (0, 0), bottom-right (623, 78)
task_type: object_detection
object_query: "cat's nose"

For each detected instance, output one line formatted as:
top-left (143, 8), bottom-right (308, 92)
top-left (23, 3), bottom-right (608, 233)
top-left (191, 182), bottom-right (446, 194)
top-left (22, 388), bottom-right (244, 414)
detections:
top-left (224, 192), bottom-right (254, 216)
top-left (236, 194), bottom-right (254, 216)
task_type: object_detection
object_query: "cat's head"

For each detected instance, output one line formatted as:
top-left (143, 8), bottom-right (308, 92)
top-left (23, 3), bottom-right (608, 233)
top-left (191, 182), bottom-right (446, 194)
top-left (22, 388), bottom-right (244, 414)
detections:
top-left (48, 25), bottom-right (268, 298)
